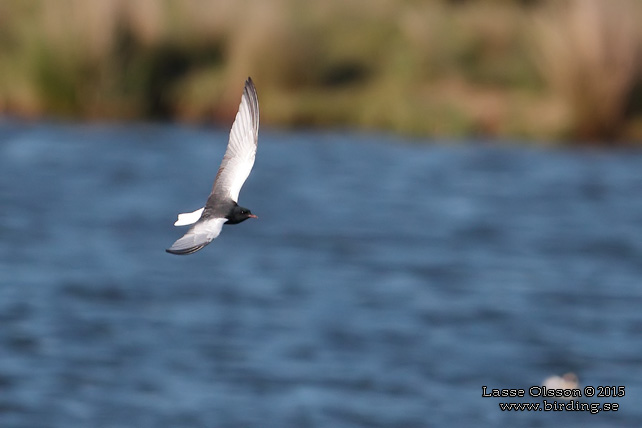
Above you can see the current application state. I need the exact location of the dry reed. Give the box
[0,0,641,143]
[533,0,640,141]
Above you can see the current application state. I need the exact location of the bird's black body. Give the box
[198,198,255,225]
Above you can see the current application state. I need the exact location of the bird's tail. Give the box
[174,207,204,226]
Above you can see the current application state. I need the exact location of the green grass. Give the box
[0,0,640,144]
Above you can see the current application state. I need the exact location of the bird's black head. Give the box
[226,204,258,224]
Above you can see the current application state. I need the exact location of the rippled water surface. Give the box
[1,121,642,427]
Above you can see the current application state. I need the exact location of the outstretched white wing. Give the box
[166,218,227,255]
[211,78,259,202]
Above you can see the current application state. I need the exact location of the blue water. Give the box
[1,120,641,427]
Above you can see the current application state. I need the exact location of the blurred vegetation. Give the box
[0,0,641,144]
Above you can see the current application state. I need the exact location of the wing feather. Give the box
[166,218,227,255]
[211,78,259,203]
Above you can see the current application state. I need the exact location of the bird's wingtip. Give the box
[166,244,206,255]
[245,76,256,91]
[245,77,255,90]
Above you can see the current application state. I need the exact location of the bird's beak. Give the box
[248,214,258,219]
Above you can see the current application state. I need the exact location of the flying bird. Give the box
[166,77,259,255]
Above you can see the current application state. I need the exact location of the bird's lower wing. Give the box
[166,218,227,255]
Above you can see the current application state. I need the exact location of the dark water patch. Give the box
[1,122,642,427]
